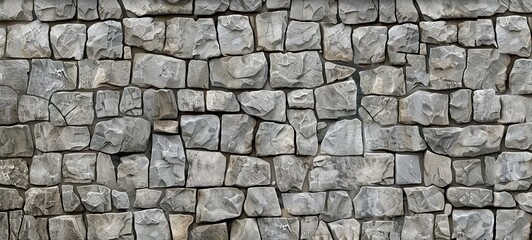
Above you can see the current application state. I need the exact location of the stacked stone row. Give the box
[1,0,532,239]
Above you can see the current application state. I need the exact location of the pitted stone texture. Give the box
[48,215,85,240]
[423,125,505,157]
[300,216,319,240]
[24,186,63,216]
[420,21,457,44]
[6,21,50,58]
[217,15,254,55]
[255,11,287,51]
[79,59,131,88]
[120,86,142,115]
[395,154,422,185]
[509,59,532,94]
[287,110,318,156]
[197,188,245,223]
[315,80,357,119]
[210,52,268,89]
[63,152,96,184]
[143,89,178,120]
[453,159,484,186]
[493,152,532,191]
[206,91,240,112]
[165,17,220,59]
[464,49,510,92]
[496,209,532,240]
[287,89,314,109]
[86,212,133,240]
[86,20,122,59]
[353,187,403,218]
[0,188,24,211]
[244,187,281,217]
[322,23,352,62]
[324,62,356,84]
[446,187,493,208]
[150,134,186,188]
[238,90,286,122]
[117,154,149,190]
[366,125,427,152]
[95,90,119,118]
[255,122,295,156]
[134,189,162,209]
[496,15,532,57]
[452,210,494,240]
[282,192,326,216]
[338,0,377,24]
[399,91,449,126]
[34,122,90,152]
[360,96,398,126]
[123,17,165,52]
[285,21,321,51]
[404,186,445,213]
[428,45,466,89]
[402,214,435,240]
[50,24,86,60]
[194,0,229,15]
[416,0,508,19]
[458,19,497,47]
[159,188,196,213]
[122,0,192,16]
[77,185,112,213]
[274,155,311,192]
[132,53,186,88]
[134,209,171,240]
[186,150,226,188]
[91,117,151,154]
[473,89,501,122]
[225,156,271,187]
[352,26,387,64]
[50,91,94,126]
[27,59,77,99]
[270,51,324,88]
[359,66,405,96]
[321,119,362,156]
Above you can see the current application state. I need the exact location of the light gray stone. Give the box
[499,95,527,124]
[86,212,133,240]
[256,11,287,51]
[360,66,405,96]
[244,187,281,217]
[453,159,484,186]
[18,215,48,240]
[465,49,510,92]
[494,192,516,208]
[225,156,271,187]
[509,0,532,12]
[18,95,48,122]
[231,218,261,240]
[177,89,204,112]
[91,117,151,154]
[424,151,452,187]
[165,17,220,59]
[493,152,532,191]
[9,210,22,240]
[0,213,6,240]
[300,216,319,240]
[180,115,219,150]
[98,0,122,19]
[452,210,494,239]
[50,91,94,126]
[6,21,50,58]
[273,155,311,192]
[86,20,123,59]
[0,0,32,20]
[220,114,256,154]
[266,0,290,9]
[434,214,451,239]
[290,0,327,21]
[34,122,90,152]
[238,90,286,122]
[473,89,501,122]
[62,153,95,184]
[0,188,24,211]
[62,185,83,212]
[117,154,149,190]
[194,0,229,15]
[396,0,418,23]
[196,188,245,223]
[416,0,507,19]
[78,0,98,20]
[159,188,196,213]
[320,191,353,222]
[496,15,532,57]
[50,24,86,60]
[191,223,228,240]
[77,185,111,213]
[0,60,29,93]
[324,62,356,84]
[399,91,449,125]
[328,219,360,240]
[449,89,472,124]
[353,187,404,218]
[366,125,427,152]
[217,15,253,55]
[257,218,300,240]
[379,0,396,23]
[428,45,466,89]
[285,21,321,51]
[321,119,362,156]
[132,53,186,88]
[506,123,532,150]
[187,60,209,89]
[134,209,171,240]
[79,59,131,88]
[509,59,532,94]
[496,209,532,240]
[255,122,295,156]
[48,215,85,240]
[111,190,130,210]
[395,154,422,185]
[134,189,162,209]
[27,59,77,99]
[360,96,397,126]
[405,54,430,92]
[404,186,445,213]
[143,89,178,120]
[0,86,17,125]
[361,220,400,239]
[315,80,358,119]
[352,26,387,64]
[120,86,142,115]
[446,187,493,208]
[34,0,75,21]
[423,125,505,157]
[169,214,193,240]
[149,134,186,188]
[401,214,435,240]
[206,91,240,112]
[230,0,262,12]
[94,153,115,188]
[95,90,119,118]
[24,186,63,216]
[210,52,268,89]
[153,120,179,134]
[270,51,324,88]
[420,21,457,44]
[388,23,419,55]
[458,19,497,47]
[123,17,165,52]
[287,110,318,156]
[186,150,226,188]
[122,0,192,16]
[30,153,61,186]
[287,89,314,109]
[338,0,377,24]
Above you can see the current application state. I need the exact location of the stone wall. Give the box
[0,0,531,239]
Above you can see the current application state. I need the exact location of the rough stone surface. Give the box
[132,53,186,88]
[509,59,532,94]
[420,21,457,44]
[270,51,323,88]
[353,187,404,218]
[34,122,90,152]
[321,119,363,156]
[399,91,449,125]
[165,17,220,59]
[210,52,268,89]
[404,186,445,213]
[359,66,405,96]
[244,187,281,217]
[428,45,466,89]
[197,188,245,223]
[496,15,532,57]
[186,150,226,188]
[86,20,123,59]
[452,210,494,239]
[6,21,51,58]
[255,122,295,156]
[225,156,271,187]
[27,59,77,99]
[315,80,357,119]
[458,19,497,47]
[352,26,387,64]
[217,15,254,55]
[134,209,171,240]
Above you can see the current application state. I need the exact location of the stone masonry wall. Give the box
[1,0,532,239]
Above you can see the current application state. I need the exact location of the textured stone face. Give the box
[366,125,427,152]
[6,21,51,58]
[225,156,271,187]
[217,15,254,55]
[255,122,295,156]
[509,59,532,94]
[359,66,405,96]
[186,150,226,188]
[399,91,449,125]
[353,187,404,218]
[91,117,151,154]
[270,51,323,88]
[496,15,532,57]
[210,52,268,89]
[428,45,466,89]
[27,59,77,99]
[134,209,171,240]
[132,53,186,88]
[196,188,245,223]
[352,26,387,64]
[244,187,281,217]
[238,90,286,122]
[123,17,165,52]
[86,20,123,59]
[150,134,186,188]
[452,210,494,239]
[165,17,220,59]
[50,24,86,60]
[458,19,497,47]
[315,80,357,119]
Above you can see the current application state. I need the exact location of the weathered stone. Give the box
[34,0,75,21]
[360,66,405,96]
[123,17,164,52]
[122,0,192,16]
[399,91,448,126]
[27,59,77,99]
[452,210,494,239]
[0,158,27,189]
[404,186,445,213]
[62,185,83,212]
[338,0,377,24]
[187,60,209,89]
[180,115,219,150]
[94,90,119,118]
[117,154,149,190]
[423,151,452,187]
[165,17,220,59]
[359,96,397,126]
[210,52,268,89]
[287,110,318,156]
[496,15,532,57]
[8,210,22,240]
[197,188,245,223]
[327,219,360,240]
[361,221,400,239]
[423,125,505,157]
[493,152,532,191]
[449,89,472,124]
[0,60,29,93]
[388,23,419,57]
[62,153,96,184]
[285,21,321,51]
[134,209,171,240]
[434,214,451,239]
[24,187,63,216]
[270,51,324,88]
[255,122,295,156]
[159,188,196,213]
[287,89,314,109]
[324,62,356,84]
[132,53,186,88]
[258,217,299,240]
[191,223,228,240]
[153,120,179,134]
[217,15,253,55]
[86,212,133,239]
[509,59,532,94]
[300,216,319,240]
[18,215,48,240]
[320,119,362,156]
[244,187,281,217]
[366,125,427,152]
[77,185,112,213]
[86,20,122,59]
[255,11,287,51]
[496,210,532,240]
[238,90,286,122]
[506,123,532,150]
[149,134,186,188]
[169,214,193,240]
[401,214,435,240]
[18,95,48,122]
[90,117,151,154]
[494,192,516,208]
[48,215,85,240]
[352,26,387,63]
[419,21,457,44]
[282,192,326,216]
[395,154,422,185]
[405,54,430,92]
[220,114,255,154]
[416,0,507,19]
[34,123,89,152]
[319,191,353,222]
[49,91,94,126]
[446,187,493,208]
[458,19,497,47]
[98,0,122,19]
[134,189,162,209]
[143,89,178,120]
[177,89,204,112]
[79,59,131,88]
[206,91,240,112]
[230,218,261,240]
[289,0,326,21]
[0,213,6,240]
[120,86,142,115]
[499,95,527,124]
[266,0,289,9]
[6,21,50,58]
[194,0,229,15]
[186,150,226,188]
[0,188,24,211]
[353,187,403,218]
[465,49,510,92]
[225,156,271,187]
[485,156,497,186]
[111,190,130,210]
[273,155,311,192]
[473,89,501,122]
[49,24,86,60]
[453,159,484,186]
[428,45,466,89]
[229,0,262,12]
[77,0,98,20]
[315,80,357,119]
[0,0,32,20]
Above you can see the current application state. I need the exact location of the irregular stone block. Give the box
[24,187,63,216]
[453,159,484,186]
[194,0,229,15]
[256,11,287,51]
[95,90,119,118]
[132,53,186,88]
[449,89,473,124]
[505,123,532,150]
[238,90,286,122]
[244,187,281,217]
[220,114,255,154]
[159,188,196,213]
[86,20,122,59]
[120,86,142,115]
[395,154,422,185]
[273,155,311,192]
[446,187,492,208]
[287,110,318,156]
[361,220,400,239]
[48,215,85,240]
[360,66,405,96]
[473,89,501,122]
[111,190,130,210]
[19,215,48,240]
[206,91,240,112]
[360,96,397,126]
[0,0,32,20]
[217,15,253,55]
[27,59,77,99]
[281,192,326,216]
[366,125,427,152]
[257,217,299,240]
[420,21,457,44]
[34,123,89,152]
[169,214,193,240]
[49,23,86,60]
[50,91,94,126]
[98,0,122,19]
[320,191,353,222]
[164,17,220,59]
[353,187,403,218]
[255,122,295,156]
[423,125,505,157]
[77,0,98,20]
[90,117,151,154]
[405,54,430,92]
[494,192,516,208]
[62,185,83,212]
[79,59,131,88]
[0,87,17,125]
[452,210,494,239]
[496,15,532,57]
[424,151,452,187]
[270,51,324,88]
[122,0,192,16]
[62,153,96,184]
[77,185,112,213]
[34,0,75,21]
[191,223,228,240]
[186,150,226,188]
[324,62,356,84]
[134,189,162,209]
[496,209,532,240]
[428,45,466,89]
[18,95,48,122]
[404,186,445,213]
[416,0,507,19]
[86,212,133,239]
[180,115,219,150]
[338,0,377,24]
[133,209,171,240]
[187,60,209,89]
[0,60,29,93]
[149,134,186,188]
[225,156,271,187]
[399,91,449,125]
[320,119,362,156]
[196,188,245,223]
[300,216,319,240]
[388,23,419,55]
[230,218,261,240]
[328,219,360,240]
[352,26,387,63]
[509,59,532,94]
[153,120,179,134]
[117,154,149,190]
[0,188,24,211]
[123,17,164,52]
[0,213,5,240]
[285,21,321,51]
[143,89,178,120]
[493,152,532,191]
[401,214,435,240]
[315,80,357,119]
[499,95,527,124]
[458,19,497,47]
[6,21,50,58]
[210,52,268,89]
[287,89,314,109]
